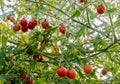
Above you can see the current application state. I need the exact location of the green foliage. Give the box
[71,10,80,18]
[0,0,120,84]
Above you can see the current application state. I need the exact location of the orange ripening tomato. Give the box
[84,64,93,74]
[13,24,21,31]
[67,69,77,79]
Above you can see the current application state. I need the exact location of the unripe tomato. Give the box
[13,24,21,31]
[57,67,67,77]
[38,35,44,42]
[60,25,66,34]
[97,5,106,14]
[21,73,28,79]
[101,68,107,75]
[67,69,77,79]
[84,64,93,74]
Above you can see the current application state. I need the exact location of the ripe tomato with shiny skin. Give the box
[31,18,38,26]
[101,68,107,75]
[97,5,106,14]
[57,67,67,77]
[20,18,28,27]
[28,21,35,30]
[60,25,66,34]
[67,69,77,79]
[21,73,28,79]
[21,25,28,32]
[41,20,50,29]
[84,64,93,74]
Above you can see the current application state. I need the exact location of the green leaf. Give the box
[90,13,97,20]
[94,35,101,43]
[8,30,15,36]
[35,78,46,84]
[87,8,97,20]
[2,35,8,48]
[71,10,80,18]
[107,8,117,13]
[66,6,71,11]
[77,27,86,37]
[100,39,108,47]
[30,62,36,70]
[110,44,119,51]
[0,52,5,65]
[114,19,120,27]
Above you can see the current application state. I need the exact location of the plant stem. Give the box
[102,0,117,42]
[86,0,91,28]
[84,39,118,59]
[8,39,19,45]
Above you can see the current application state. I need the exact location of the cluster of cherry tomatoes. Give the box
[7,16,67,34]
[7,16,38,32]
[57,65,107,80]
[15,18,38,32]
[57,67,77,79]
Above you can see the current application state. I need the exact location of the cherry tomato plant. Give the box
[0,0,120,84]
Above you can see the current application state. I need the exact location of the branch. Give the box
[86,0,91,27]
[82,40,118,59]
[21,60,53,63]
[5,39,37,75]
[43,1,102,33]
[25,0,102,34]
